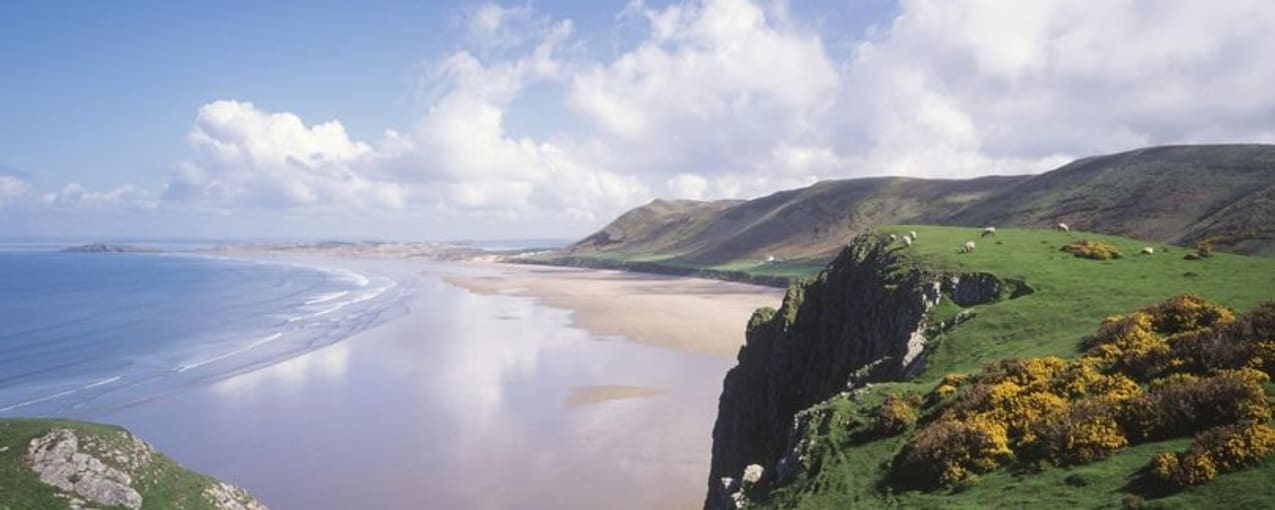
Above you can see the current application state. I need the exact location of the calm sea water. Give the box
[0,250,405,417]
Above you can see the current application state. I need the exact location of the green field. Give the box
[735,225,1275,509]
[0,418,255,510]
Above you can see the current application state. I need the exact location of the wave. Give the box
[83,375,122,389]
[286,280,396,323]
[175,332,284,373]
[0,388,78,412]
[304,291,349,305]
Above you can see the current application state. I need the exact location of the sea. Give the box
[0,246,406,417]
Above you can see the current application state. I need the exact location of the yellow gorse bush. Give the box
[1061,239,1123,260]
[893,295,1275,490]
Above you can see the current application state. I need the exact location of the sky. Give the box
[1,0,1273,241]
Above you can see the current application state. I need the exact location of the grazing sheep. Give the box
[981,226,997,238]
[889,234,897,242]
[902,236,913,247]
[962,241,976,253]
[1056,223,1070,232]
[1141,247,1155,255]
[908,230,918,240]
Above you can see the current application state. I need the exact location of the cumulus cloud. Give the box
[163,100,406,209]
[833,0,1275,176]
[380,14,651,222]
[570,0,840,191]
[11,0,1275,236]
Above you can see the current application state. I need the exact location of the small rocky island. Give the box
[60,243,156,253]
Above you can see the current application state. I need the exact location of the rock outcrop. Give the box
[27,429,144,509]
[21,426,268,510]
[704,234,1010,508]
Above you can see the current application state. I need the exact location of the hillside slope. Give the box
[566,144,1275,266]
[1,418,266,510]
[705,226,1275,509]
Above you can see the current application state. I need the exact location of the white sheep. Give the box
[962,240,976,253]
[902,236,913,247]
[1055,223,1070,232]
[889,234,897,242]
[981,226,997,238]
[1141,247,1155,255]
[908,230,918,240]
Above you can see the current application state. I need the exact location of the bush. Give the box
[1191,421,1275,472]
[1033,399,1128,465]
[1149,450,1216,487]
[894,418,1012,487]
[1137,373,1270,440]
[1083,312,1162,365]
[1062,240,1123,260]
[1121,493,1145,510]
[1145,294,1234,334]
[876,394,918,434]
[1147,422,1275,488]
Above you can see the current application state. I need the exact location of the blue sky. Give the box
[1,1,1271,241]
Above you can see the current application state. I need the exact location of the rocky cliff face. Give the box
[704,234,1009,508]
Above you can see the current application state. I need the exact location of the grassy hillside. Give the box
[746,225,1275,509]
[1,418,263,510]
[950,144,1275,255]
[564,144,1275,270]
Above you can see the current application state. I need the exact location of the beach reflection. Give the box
[96,261,730,509]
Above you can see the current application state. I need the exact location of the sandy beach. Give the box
[88,256,785,509]
[443,263,786,358]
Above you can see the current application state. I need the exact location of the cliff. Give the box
[705,233,1014,508]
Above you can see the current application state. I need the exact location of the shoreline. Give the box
[89,255,749,509]
[441,261,786,359]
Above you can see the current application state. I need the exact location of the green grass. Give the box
[525,249,828,285]
[743,225,1275,509]
[1,418,237,510]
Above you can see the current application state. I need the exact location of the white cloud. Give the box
[835,0,1275,176]
[570,0,840,181]
[39,183,157,209]
[666,173,708,200]
[11,0,1275,237]
[0,175,28,206]
[163,100,406,209]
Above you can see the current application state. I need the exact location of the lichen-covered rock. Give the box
[204,480,269,510]
[26,428,143,510]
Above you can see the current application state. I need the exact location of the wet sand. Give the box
[443,263,785,358]
[90,258,783,509]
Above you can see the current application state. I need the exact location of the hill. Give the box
[562,144,1275,273]
[705,226,1275,509]
[1,418,266,510]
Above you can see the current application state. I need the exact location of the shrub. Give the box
[1149,450,1217,487]
[1061,240,1123,260]
[1138,373,1270,440]
[1147,422,1275,489]
[1083,312,1162,365]
[1033,399,1128,465]
[876,394,918,434]
[1145,294,1234,334]
[932,384,958,400]
[1121,493,1145,510]
[1191,421,1275,472]
[894,418,1012,487]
